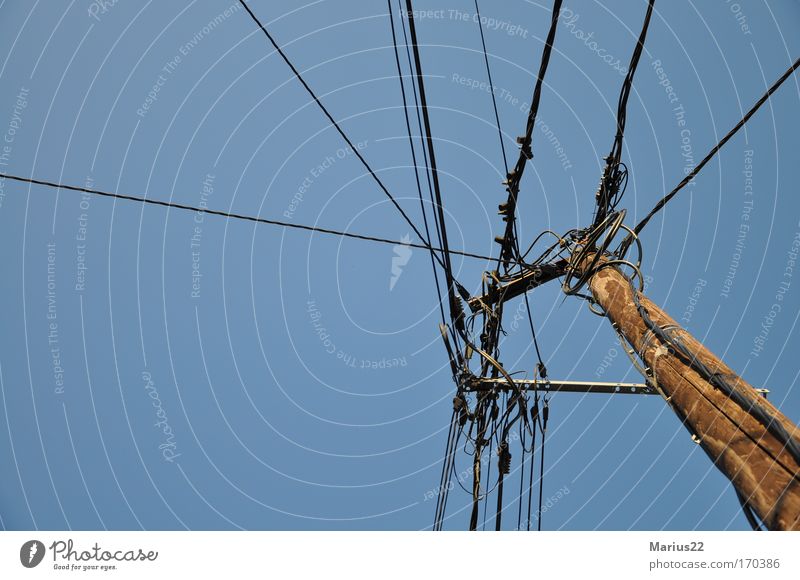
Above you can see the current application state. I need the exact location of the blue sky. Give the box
[0,0,799,530]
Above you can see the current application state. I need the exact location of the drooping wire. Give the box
[623,55,800,250]
[0,172,499,261]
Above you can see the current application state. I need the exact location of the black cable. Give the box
[398,0,447,276]
[439,425,462,531]
[516,220,546,368]
[495,0,563,269]
[469,408,491,530]
[236,0,437,265]
[481,412,496,530]
[517,424,527,530]
[494,400,524,530]
[627,56,800,245]
[472,2,548,371]
[387,0,448,328]
[594,0,655,226]
[433,410,454,530]
[469,0,563,437]
[536,398,550,531]
[494,440,508,531]
[0,172,500,261]
[526,395,539,531]
[474,0,509,175]
[403,0,464,337]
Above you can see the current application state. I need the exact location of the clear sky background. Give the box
[0,0,799,531]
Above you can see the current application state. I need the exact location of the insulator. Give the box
[494,236,506,245]
[498,443,512,474]
[537,362,548,379]
[450,299,466,336]
[455,282,471,301]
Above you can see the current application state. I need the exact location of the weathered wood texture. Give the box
[586,260,800,530]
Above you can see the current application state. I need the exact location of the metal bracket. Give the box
[464,377,771,398]
[465,378,659,395]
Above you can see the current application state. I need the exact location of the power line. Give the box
[494,0,563,268]
[236,0,439,266]
[450,0,564,530]
[403,0,465,337]
[628,55,800,244]
[474,0,509,175]
[387,0,448,327]
[474,1,547,368]
[536,399,549,531]
[594,0,654,226]
[397,0,447,274]
[0,172,499,261]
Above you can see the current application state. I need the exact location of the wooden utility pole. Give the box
[581,257,800,530]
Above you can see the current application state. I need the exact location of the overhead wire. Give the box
[474,0,549,372]
[517,422,527,530]
[236,0,450,271]
[387,0,448,328]
[593,0,655,226]
[445,0,565,530]
[433,409,460,530]
[397,0,448,278]
[536,397,550,531]
[0,172,499,261]
[526,394,540,530]
[473,0,510,176]
[624,55,800,250]
[8,0,797,534]
[495,0,564,269]
[403,0,467,342]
